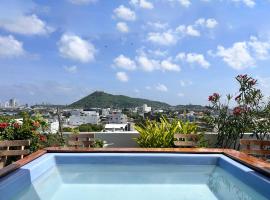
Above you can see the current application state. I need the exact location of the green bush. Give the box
[62,127,73,132]
[39,133,65,148]
[78,124,104,132]
[134,117,202,148]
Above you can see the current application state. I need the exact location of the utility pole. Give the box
[57,107,63,137]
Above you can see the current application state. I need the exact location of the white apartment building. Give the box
[69,110,100,126]
[49,121,59,134]
[104,124,127,132]
[142,104,151,113]
[102,108,110,116]
[108,112,127,124]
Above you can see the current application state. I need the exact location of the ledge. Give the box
[1,148,269,178]
[0,150,46,178]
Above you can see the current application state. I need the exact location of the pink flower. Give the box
[233,106,248,116]
[233,107,242,116]
[32,121,40,128]
[0,122,8,129]
[208,93,220,102]
[39,135,47,142]
[13,123,20,129]
[248,79,257,86]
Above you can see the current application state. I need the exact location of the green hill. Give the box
[69,91,171,109]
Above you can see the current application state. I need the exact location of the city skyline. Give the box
[1,0,270,106]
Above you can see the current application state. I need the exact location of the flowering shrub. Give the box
[0,112,54,152]
[208,93,220,102]
[207,74,270,149]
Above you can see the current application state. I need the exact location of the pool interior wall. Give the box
[0,153,270,200]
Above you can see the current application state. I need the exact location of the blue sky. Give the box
[1,0,270,106]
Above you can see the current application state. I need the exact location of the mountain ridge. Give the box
[69,91,171,109]
[69,91,207,110]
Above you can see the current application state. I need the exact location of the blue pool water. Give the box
[0,153,270,200]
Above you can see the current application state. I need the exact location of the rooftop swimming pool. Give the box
[0,153,270,200]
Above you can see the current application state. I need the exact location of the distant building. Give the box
[48,121,59,134]
[69,110,100,126]
[142,104,151,113]
[104,124,127,132]
[154,109,163,113]
[179,111,196,122]
[9,98,17,108]
[101,108,110,116]
[108,112,127,124]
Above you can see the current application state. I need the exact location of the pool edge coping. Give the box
[1,148,270,178]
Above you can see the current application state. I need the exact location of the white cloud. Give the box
[232,0,255,8]
[160,59,181,71]
[147,30,178,46]
[148,49,168,57]
[211,36,270,70]
[69,0,98,5]
[186,25,200,36]
[116,22,129,33]
[176,25,200,37]
[145,86,152,90]
[195,18,218,29]
[180,80,193,87]
[0,14,53,35]
[116,72,129,82]
[114,50,181,73]
[148,18,218,46]
[136,55,159,72]
[58,33,96,63]
[256,76,270,96]
[177,92,185,97]
[134,88,140,93]
[215,42,255,70]
[114,54,136,70]
[206,18,218,29]
[64,65,78,73]
[0,35,24,58]
[155,83,168,92]
[136,47,168,57]
[248,36,270,60]
[114,5,136,21]
[174,0,191,7]
[176,18,218,37]
[147,22,168,30]
[130,0,154,9]
[176,52,210,68]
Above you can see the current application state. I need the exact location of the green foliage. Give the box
[62,124,104,133]
[134,117,200,148]
[177,120,198,134]
[93,139,105,148]
[78,124,104,132]
[62,127,73,132]
[39,133,65,148]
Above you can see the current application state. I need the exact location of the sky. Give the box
[1,0,270,106]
